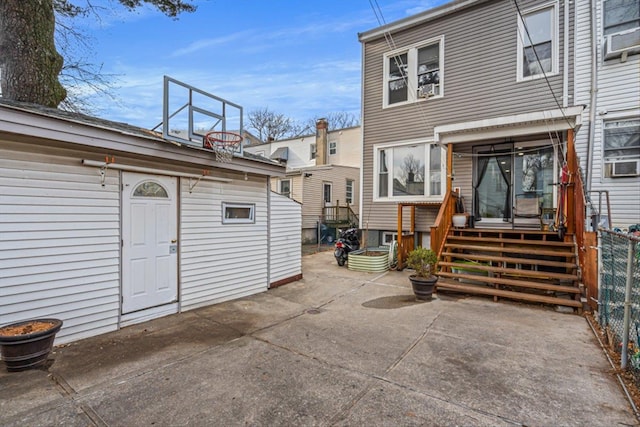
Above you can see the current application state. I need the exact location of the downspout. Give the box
[358,41,365,231]
[563,0,569,108]
[586,0,598,195]
[266,177,271,288]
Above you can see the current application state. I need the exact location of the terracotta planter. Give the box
[409,275,438,301]
[0,319,63,372]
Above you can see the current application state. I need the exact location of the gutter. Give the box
[358,0,489,42]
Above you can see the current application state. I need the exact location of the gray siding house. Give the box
[358,0,583,248]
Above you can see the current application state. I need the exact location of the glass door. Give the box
[473,142,557,229]
[473,145,512,225]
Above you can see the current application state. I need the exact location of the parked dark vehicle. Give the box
[334,228,360,266]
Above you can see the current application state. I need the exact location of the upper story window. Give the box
[329,141,337,155]
[383,36,444,107]
[603,118,640,178]
[603,0,640,60]
[310,143,317,160]
[517,3,558,81]
[374,141,444,201]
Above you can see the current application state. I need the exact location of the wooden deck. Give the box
[436,228,584,312]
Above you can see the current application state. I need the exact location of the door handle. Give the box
[171,239,177,243]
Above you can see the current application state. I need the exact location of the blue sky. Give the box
[71,0,447,131]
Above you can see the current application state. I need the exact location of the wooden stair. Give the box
[436,228,583,312]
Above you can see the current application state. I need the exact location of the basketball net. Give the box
[203,131,242,163]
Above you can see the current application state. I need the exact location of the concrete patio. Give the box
[1,250,636,426]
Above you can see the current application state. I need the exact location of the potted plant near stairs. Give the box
[406,247,438,301]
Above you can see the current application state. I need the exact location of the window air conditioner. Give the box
[610,159,640,177]
[605,27,640,60]
[417,84,435,98]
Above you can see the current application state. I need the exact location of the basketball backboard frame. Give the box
[153,76,244,156]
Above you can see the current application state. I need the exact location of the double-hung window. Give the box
[517,3,558,81]
[603,118,640,178]
[329,141,337,155]
[346,179,354,204]
[603,0,640,59]
[374,141,444,201]
[383,36,444,107]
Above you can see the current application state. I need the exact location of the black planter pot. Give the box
[0,319,63,372]
[409,275,438,301]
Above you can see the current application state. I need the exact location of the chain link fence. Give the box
[597,229,640,386]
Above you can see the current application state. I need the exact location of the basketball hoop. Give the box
[203,131,243,163]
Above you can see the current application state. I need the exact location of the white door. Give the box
[122,172,178,314]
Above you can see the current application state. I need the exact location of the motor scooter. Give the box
[334,228,360,266]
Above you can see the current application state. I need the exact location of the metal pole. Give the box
[317,216,321,252]
[621,239,636,369]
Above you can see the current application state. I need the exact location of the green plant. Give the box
[406,247,438,278]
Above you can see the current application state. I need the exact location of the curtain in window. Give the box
[495,154,512,220]
[473,155,490,220]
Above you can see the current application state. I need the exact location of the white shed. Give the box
[0,99,302,344]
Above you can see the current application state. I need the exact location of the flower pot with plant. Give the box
[406,247,438,301]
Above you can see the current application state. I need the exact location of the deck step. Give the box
[435,278,582,308]
[440,252,577,269]
[444,243,576,258]
[437,271,581,294]
[437,261,578,281]
[446,235,575,248]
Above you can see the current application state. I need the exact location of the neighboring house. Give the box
[0,98,302,345]
[358,0,584,248]
[575,0,640,229]
[245,120,361,243]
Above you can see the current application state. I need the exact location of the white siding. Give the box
[180,178,269,309]
[574,0,640,228]
[269,192,302,284]
[0,143,120,344]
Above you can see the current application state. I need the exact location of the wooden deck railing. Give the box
[430,190,458,259]
[323,202,358,226]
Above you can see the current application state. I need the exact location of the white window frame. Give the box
[602,117,640,178]
[323,182,333,204]
[329,141,337,155]
[222,202,255,224]
[346,179,354,204]
[279,179,291,198]
[602,0,640,60]
[516,1,559,82]
[373,139,446,203]
[310,143,317,160]
[382,35,445,108]
[381,231,398,246]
